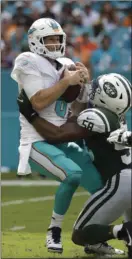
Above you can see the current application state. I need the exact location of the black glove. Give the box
[127,133,132,147]
[17,89,38,123]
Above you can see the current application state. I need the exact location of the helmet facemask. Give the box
[29,32,66,60]
[39,35,66,59]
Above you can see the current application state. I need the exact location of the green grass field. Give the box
[2,180,127,258]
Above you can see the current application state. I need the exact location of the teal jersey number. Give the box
[55,100,67,118]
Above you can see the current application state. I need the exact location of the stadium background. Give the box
[1,0,131,170]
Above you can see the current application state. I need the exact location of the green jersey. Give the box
[81,107,132,183]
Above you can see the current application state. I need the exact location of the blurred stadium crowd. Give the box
[1,0,131,75]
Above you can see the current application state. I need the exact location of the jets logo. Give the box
[103,82,117,98]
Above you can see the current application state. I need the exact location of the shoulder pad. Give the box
[77,108,115,133]
[11,52,40,82]
[15,52,38,66]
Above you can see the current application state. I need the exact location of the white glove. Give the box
[107,129,132,146]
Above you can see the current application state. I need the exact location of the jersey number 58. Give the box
[82,119,94,131]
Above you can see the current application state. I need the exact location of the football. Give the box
[60,69,81,103]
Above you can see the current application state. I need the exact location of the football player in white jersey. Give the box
[11,18,103,253]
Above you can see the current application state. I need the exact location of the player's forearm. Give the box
[31,78,70,110]
[32,117,60,140]
[32,117,88,144]
[56,122,88,144]
[71,100,87,116]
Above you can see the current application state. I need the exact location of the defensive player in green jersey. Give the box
[17,73,132,256]
[72,73,132,257]
[77,106,131,185]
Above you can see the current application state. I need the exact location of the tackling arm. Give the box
[17,89,89,144]
[32,117,88,144]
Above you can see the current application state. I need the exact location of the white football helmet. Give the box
[28,18,66,59]
[89,73,132,115]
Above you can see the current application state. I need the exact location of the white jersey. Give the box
[11,52,73,145]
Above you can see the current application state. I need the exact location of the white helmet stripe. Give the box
[114,75,131,114]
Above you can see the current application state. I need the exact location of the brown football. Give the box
[60,69,81,103]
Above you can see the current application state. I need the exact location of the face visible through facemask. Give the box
[44,35,61,52]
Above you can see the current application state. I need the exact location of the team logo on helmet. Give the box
[49,20,60,32]
[28,27,36,35]
[103,82,117,98]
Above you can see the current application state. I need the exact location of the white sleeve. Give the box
[11,52,40,83]
[11,52,48,99]
[18,73,44,99]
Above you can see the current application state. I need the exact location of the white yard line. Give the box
[1,180,60,186]
[10,226,26,231]
[2,191,88,207]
